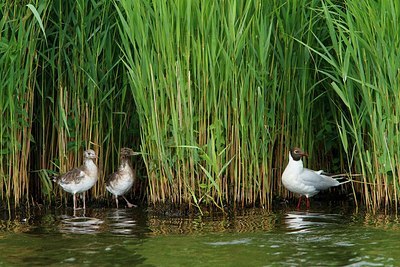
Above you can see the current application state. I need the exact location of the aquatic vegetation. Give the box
[308,0,400,209]
[0,0,138,208]
[0,0,399,211]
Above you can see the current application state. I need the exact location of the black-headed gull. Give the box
[282,147,348,209]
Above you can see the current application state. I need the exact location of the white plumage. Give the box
[282,147,346,209]
[107,168,134,197]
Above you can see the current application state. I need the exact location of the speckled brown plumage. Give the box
[106,148,139,208]
[53,149,98,210]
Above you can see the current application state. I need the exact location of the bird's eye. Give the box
[294,150,299,154]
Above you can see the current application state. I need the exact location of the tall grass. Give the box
[1,0,399,211]
[1,0,139,208]
[116,0,333,210]
[310,0,400,209]
[33,0,139,205]
[0,1,48,208]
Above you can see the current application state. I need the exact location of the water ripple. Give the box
[206,238,252,246]
[59,216,104,234]
[106,209,137,235]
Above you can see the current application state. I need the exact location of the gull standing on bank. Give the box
[106,147,139,208]
[282,147,348,209]
[53,149,98,210]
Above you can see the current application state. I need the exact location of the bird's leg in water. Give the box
[296,196,302,209]
[123,196,137,208]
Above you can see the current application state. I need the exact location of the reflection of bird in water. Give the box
[53,149,98,210]
[107,209,136,235]
[284,212,341,235]
[106,148,139,208]
[59,215,104,234]
[285,212,317,233]
[282,147,349,209]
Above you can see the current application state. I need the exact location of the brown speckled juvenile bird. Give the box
[106,148,139,208]
[53,149,98,210]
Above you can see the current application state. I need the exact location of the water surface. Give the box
[1,205,399,266]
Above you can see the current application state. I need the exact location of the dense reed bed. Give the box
[1,0,139,208]
[315,1,400,209]
[0,0,399,211]
[116,0,341,210]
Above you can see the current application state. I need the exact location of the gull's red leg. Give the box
[306,197,310,209]
[296,196,302,209]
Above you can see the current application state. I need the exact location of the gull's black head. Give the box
[290,147,308,161]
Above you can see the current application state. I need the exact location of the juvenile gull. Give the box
[53,149,98,210]
[106,147,139,208]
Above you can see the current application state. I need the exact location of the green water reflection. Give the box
[0,206,399,266]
